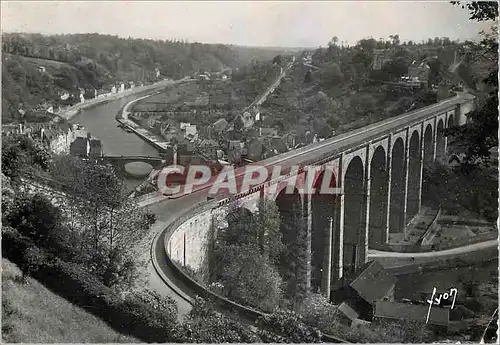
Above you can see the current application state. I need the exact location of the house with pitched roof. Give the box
[6,121,79,154]
[333,261,397,324]
[70,133,103,157]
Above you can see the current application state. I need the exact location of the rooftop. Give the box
[349,260,396,305]
[374,300,449,327]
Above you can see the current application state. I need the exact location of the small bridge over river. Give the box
[100,155,168,177]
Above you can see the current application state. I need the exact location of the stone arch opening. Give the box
[369,146,388,249]
[423,124,434,165]
[389,137,405,235]
[311,169,337,292]
[436,119,445,158]
[448,114,454,128]
[343,156,364,278]
[422,124,434,203]
[276,188,305,295]
[406,130,421,222]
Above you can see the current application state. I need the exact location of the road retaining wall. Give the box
[161,197,347,342]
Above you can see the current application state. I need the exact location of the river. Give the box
[70,94,160,192]
[71,95,160,157]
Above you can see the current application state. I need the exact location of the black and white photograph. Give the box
[1,1,498,343]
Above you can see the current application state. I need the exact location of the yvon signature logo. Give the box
[426,287,458,323]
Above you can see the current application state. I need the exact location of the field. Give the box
[132,82,200,112]
[1,259,139,343]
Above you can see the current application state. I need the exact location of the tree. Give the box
[422,162,497,222]
[1,174,16,223]
[20,245,47,284]
[381,55,410,80]
[427,58,443,87]
[216,244,283,312]
[1,135,52,180]
[211,201,284,311]
[221,206,257,246]
[328,36,339,47]
[357,38,377,51]
[7,193,64,247]
[304,70,312,83]
[49,156,154,288]
[317,61,344,89]
[279,199,309,307]
[389,34,400,46]
[451,1,498,21]
[446,1,498,165]
[234,115,244,132]
[254,199,284,264]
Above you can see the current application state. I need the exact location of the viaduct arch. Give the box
[165,95,475,301]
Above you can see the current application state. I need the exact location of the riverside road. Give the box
[74,85,198,319]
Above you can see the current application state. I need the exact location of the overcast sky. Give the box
[1,1,494,47]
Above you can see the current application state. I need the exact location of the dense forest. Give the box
[1,33,296,123]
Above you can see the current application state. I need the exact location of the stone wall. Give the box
[166,191,262,273]
[167,204,231,273]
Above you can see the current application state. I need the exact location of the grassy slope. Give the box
[1,259,139,343]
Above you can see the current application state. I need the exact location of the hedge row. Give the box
[2,228,181,343]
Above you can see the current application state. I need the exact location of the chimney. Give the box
[86,132,91,157]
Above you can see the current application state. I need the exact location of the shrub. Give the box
[256,308,322,343]
[175,296,260,343]
[7,193,64,245]
[216,244,283,312]
[298,293,347,337]
[2,230,180,342]
[20,245,49,282]
[130,289,178,322]
[347,318,433,343]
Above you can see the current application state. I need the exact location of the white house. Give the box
[184,124,197,139]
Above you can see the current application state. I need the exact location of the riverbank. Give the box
[56,78,189,122]
[115,94,172,152]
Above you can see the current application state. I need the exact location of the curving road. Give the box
[72,82,200,320]
[73,75,491,326]
[368,239,498,272]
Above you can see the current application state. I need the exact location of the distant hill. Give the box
[1,33,298,123]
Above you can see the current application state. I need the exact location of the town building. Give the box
[372,49,392,70]
[408,62,431,83]
[70,133,103,157]
[241,111,254,128]
[333,261,396,324]
[212,118,228,133]
[3,121,86,155]
[259,127,279,137]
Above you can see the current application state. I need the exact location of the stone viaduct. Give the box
[166,94,475,299]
